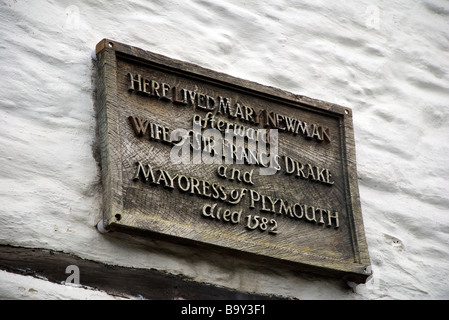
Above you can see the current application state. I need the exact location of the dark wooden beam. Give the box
[0,244,284,300]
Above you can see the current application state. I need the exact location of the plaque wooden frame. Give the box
[95,39,371,283]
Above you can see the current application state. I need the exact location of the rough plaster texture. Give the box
[0,0,448,299]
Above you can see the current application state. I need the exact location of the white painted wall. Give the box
[1,0,448,299]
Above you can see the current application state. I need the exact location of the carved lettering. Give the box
[127,73,331,143]
[202,203,241,224]
[132,162,340,230]
[127,73,141,92]
[96,38,370,282]
[126,73,341,235]
[128,116,149,137]
[283,155,335,186]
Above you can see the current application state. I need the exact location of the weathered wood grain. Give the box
[0,245,282,299]
[95,38,371,284]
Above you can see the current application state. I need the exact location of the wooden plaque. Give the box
[95,39,371,283]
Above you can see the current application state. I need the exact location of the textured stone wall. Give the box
[1,0,448,299]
